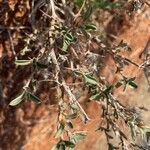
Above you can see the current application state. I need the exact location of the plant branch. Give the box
[50,49,90,122]
[7,30,17,60]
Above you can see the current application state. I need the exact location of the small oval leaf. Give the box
[128,81,138,89]
[83,74,97,85]
[15,60,33,66]
[89,93,102,101]
[84,24,96,31]
[9,93,25,106]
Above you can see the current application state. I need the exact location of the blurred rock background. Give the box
[0,1,150,150]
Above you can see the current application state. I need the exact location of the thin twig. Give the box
[38,79,62,85]
[50,0,57,19]
[145,1,150,7]
[144,71,150,89]
[29,0,46,26]
[50,48,90,122]
[40,9,52,19]
[74,0,87,20]
[0,26,30,30]
[7,30,17,60]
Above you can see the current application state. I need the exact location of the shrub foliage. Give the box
[3,0,150,149]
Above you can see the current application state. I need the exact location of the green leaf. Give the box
[83,24,96,31]
[62,40,70,52]
[26,92,41,104]
[89,93,102,101]
[33,59,48,70]
[146,130,150,142]
[96,0,109,9]
[65,33,75,42]
[36,62,48,69]
[83,6,93,20]
[103,86,113,94]
[66,113,78,120]
[62,32,76,52]
[51,144,59,150]
[30,79,37,91]
[139,127,150,142]
[83,74,98,85]
[64,141,75,148]
[128,81,138,89]
[66,121,73,129]
[55,123,65,138]
[128,121,136,140]
[51,143,65,150]
[70,133,86,143]
[95,0,122,10]
[52,140,75,150]
[139,128,146,139]
[15,59,33,66]
[74,0,84,7]
[9,92,25,106]
[108,143,119,150]
[73,70,82,76]
[58,144,65,150]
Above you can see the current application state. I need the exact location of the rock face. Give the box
[0,1,150,150]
